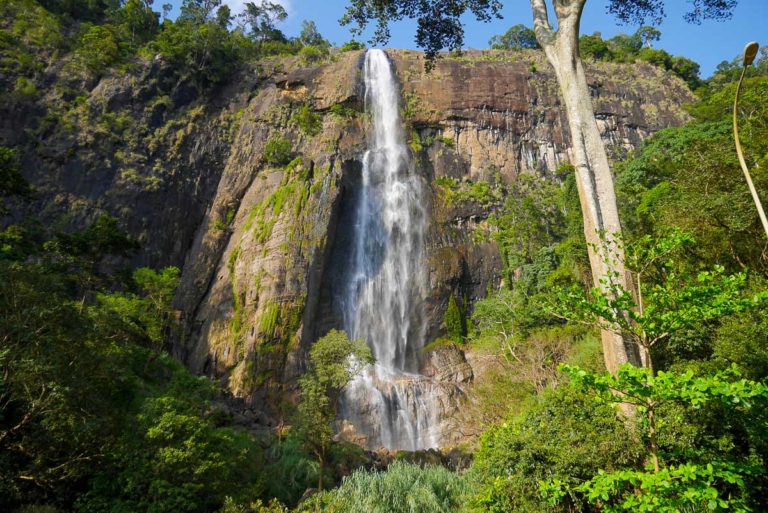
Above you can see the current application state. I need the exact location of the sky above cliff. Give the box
[168,0,768,77]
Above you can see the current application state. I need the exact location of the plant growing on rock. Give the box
[262,136,293,166]
[290,104,321,136]
[298,45,327,66]
[443,295,467,344]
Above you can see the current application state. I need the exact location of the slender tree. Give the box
[299,19,330,47]
[294,330,372,490]
[240,0,288,44]
[636,25,661,47]
[341,0,738,374]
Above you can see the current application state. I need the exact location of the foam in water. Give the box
[338,49,440,450]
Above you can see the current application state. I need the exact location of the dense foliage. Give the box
[468,383,642,513]
[2,0,768,511]
[301,460,468,513]
[577,26,703,88]
[0,213,268,512]
[464,41,768,513]
[0,0,333,95]
[293,330,372,490]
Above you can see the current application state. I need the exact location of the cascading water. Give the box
[338,49,443,451]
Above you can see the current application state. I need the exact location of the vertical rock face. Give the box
[173,49,693,443]
[6,48,694,444]
[173,51,368,417]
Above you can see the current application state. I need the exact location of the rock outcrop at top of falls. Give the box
[2,48,694,446]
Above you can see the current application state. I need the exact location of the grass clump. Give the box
[300,460,467,513]
[436,177,501,207]
[263,137,293,166]
[290,104,321,136]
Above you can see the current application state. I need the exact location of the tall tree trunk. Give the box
[531,0,643,373]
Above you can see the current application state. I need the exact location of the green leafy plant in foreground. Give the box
[557,230,767,371]
[300,460,467,513]
[541,364,768,512]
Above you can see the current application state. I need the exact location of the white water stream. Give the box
[338,49,442,450]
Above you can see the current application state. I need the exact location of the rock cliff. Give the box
[3,48,694,441]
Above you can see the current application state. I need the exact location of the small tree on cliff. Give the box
[489,23,540,49]
[294,329,373,490]
[341,0,739,375]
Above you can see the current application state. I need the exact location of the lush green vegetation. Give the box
[486,23,705,88]
[263,136,294,166]
[293,330,372,490]
[301,460,468,513]
[488,24,539,50]
[2,1,768,511]
[577,26,704,89]
[0,0,333,94]
[443,295,467,344]
[461,47,768,513]
[0,209,267,511]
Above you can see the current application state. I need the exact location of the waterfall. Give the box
[338,49,440,451]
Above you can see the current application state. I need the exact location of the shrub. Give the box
[13,76,37,99]
[467,383,641,513]
[262,137,293,166]
[329,103,357,118]
[76,24,119,73]
[443,295,466,343]
[340,40,365,52]
[290,104,321,136]
[300,460,468,513]
[298,45,326,65]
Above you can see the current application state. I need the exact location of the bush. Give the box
[0,147,30,201]
[467,383,641,513]
[218,497,288,513]
[76,391,264,513]
[290,104,321,136]
[340,40,365,52]
[298,45,326,65]
[13,76,37,99]
[443,295,466,343]
[262,137,293,166]
[151,18,243,86]
[329,103,358,118]
[263,437,319,506]
[76,24,119,72]
[300,460,467,513]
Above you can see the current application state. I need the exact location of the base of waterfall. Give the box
[336,343,473,451]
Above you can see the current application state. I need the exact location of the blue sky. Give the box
[168,0,768,77]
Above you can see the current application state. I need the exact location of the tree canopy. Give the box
[342,0,739,59]
[488,23,539,50]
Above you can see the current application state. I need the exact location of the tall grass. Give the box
[299,460,467,513]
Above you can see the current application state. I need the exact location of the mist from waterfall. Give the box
[338,49,440,451]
